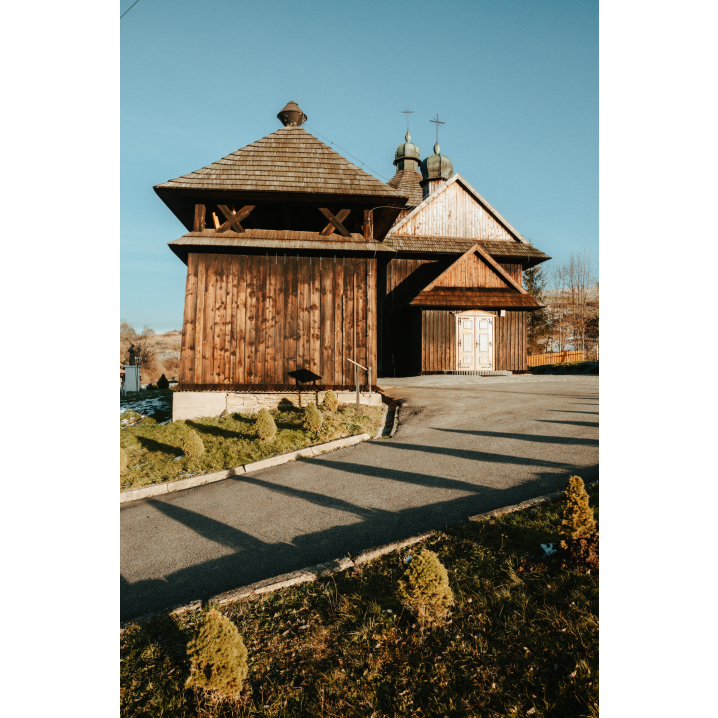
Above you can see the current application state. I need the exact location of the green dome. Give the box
[395,131,421,165]
[420,142,453,181]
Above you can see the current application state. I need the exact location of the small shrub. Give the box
[397,548,454,626]
[559,475,596,547]
[157,374,169,390]
[120,447,128,474]
[323,389,339,412]
[183,429,205,461]
[186,609,248,698]
[565,531,599,572]
[303,402,323,433]
[146,383,157,391]
[255,408,277,441]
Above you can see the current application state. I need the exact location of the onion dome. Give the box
[420,142,453,181]
[277,100,307,127]
[394,131,421,166]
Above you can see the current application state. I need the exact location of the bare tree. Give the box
[545,249,598,357]
[120,323,157,370]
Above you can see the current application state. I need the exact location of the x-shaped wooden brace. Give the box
[318,208,352,237]
[216,205,255,233]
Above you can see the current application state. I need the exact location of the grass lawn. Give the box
[120,393,383,491]
[120,485,598,717]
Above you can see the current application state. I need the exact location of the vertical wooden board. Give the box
[180,253,198,384]
[257,255,268,383]
[356,261,367,379]
[333,259,344,384]
[221,255,231,382]
[320,257,333,383]
[265,256,277,383]
[274,254,285,383]
[297,257,309,373]
[245,254,257,381]
[235,255,247,384]
[227,256,238,383]
[450,312,456,370]
[213,256,226,383]
[344,264,354,385]
[370,259,377,384]
[202,255,217,384]
[194,255,207,383]
[309,257,321,376]
[284,255,298,382]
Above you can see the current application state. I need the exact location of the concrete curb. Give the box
[389,405,400,437]
[120,433,371,504]
[372,403,389,440]
[121,481,599,628]
[467,479,599,522]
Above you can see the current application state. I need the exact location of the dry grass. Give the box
[120,403,383,491]
[121,485,599,717]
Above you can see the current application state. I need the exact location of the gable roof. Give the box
[386,173,529,244]
[399,243,543,311]
[154,125,407,200]
[383,235,550,266]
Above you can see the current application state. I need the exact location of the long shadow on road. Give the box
[121,456,598,623]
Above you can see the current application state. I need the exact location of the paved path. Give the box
[121,375,598,622]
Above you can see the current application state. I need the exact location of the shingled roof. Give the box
[387,168,423,206]
[383,235,550,266]
[154,126,407,199]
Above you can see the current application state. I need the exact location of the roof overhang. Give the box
[167,230,394,265]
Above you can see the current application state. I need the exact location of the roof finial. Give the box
[402,106,414,142]
[430,113,445,154]
[277,100,307,127]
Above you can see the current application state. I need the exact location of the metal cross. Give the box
[402,106,414,131]
[430,113,445,144]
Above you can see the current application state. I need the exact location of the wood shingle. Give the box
[155,126,407,199]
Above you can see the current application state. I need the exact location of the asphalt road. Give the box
[121,375,598,622]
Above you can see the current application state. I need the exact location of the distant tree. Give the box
[523,261,552,355]
[120,322,157,370]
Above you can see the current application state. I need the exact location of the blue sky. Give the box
[121,0,598,332]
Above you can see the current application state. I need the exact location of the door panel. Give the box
[457,313,494,370]
[458,317,475,369]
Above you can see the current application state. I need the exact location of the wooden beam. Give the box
[318,208,352,238]
[320,208,350,236]
[217,205,255,233]
[471,243,528,294]
[193,204,206,232]
[363,209,373,239]
[211,212,220,230]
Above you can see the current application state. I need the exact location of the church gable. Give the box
[433,249,512,289]
[424,243,527,293]
[387,174,526,243]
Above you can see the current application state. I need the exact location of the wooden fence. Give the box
[527,350,585,367]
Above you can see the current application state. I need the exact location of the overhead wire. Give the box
[120,0,141,19]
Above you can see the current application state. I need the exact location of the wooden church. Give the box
[154,101,549,419]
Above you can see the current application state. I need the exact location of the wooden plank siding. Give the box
[179,252,375,385]
[416,309,527,373]
[396,180,516,240]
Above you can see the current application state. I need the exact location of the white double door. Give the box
[456,312,494,370]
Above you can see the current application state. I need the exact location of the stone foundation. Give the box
[172,390,382,422]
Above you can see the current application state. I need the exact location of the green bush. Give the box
[323,389,339,412]
[255,408,277,441]
[121,447,128,474]
[303,402,323,433]
[186,609,248,697]
[559,475,596,547]
[183,429,205,461]
[157,374,169,390]
[397,548,454,626]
